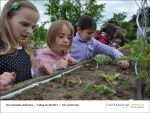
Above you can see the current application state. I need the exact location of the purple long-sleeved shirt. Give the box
[71,32,123,63]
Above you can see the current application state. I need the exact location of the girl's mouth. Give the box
[21,35,30,39]
[61,45,68,49]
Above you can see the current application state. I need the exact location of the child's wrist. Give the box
[52,64,58,71]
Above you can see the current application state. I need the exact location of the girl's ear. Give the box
[77,27,81,32]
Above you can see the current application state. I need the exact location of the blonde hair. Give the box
[0,0,39,62]
[47,20,74,53]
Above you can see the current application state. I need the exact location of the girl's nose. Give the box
[27,27,33,34]
[63,36,69,42]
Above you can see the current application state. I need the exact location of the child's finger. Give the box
[1,75,13,85]
[0,84,13,91]
[2,72,16,81]
[45,66,53,75]
[11,72,16,78]
[40,63,52,75]
[0,79,10,86]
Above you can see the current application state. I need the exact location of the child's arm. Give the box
[95,40,123,59]
[0,72,16,91]
[95,40,129,69]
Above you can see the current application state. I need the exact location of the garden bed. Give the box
[1,58,149,100]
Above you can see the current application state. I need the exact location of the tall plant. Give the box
[31,24,47,47]
[45,0,105,27]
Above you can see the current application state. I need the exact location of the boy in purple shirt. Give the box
[71,15,129,69]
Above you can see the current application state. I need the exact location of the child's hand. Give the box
[68,58,78,66]
[0,72,16,91]
[56,59,68,69]
[118,60,129,69]
[39,63,53,75]
[111,42,120,49]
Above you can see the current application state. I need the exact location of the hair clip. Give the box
[11,2,21,11]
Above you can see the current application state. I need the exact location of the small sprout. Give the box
[84,83,116,95]
[102,73,120,85]
[68,76,82,85]
[101,85,116,95]
[93,54,112,68]
[85,83,94,93]
[76,76,82,85]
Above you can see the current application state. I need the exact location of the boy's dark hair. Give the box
[77,15,96,30]
[100,24,117,40]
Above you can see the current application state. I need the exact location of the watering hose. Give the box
[135,62,142,100]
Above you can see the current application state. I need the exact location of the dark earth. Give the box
[2,59,149,100]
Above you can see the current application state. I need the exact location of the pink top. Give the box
[32,46,75,73]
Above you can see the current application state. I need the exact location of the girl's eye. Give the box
[59,35,64,38]
[68,36,72,40]
[21,23,29,27]
[87,32,92,35]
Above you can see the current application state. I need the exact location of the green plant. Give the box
[102,73,120,85]
[30,25,47,47]
[93,54,112,68]
[119,37,150,89]
[45,0,105,27]
[85,83,116,96]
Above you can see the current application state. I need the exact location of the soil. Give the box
[4,59,150,100]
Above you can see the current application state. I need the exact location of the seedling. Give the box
[93,54,112,68]
[85,83,116,96]
[102,73,120,85]
[68,76,82,85]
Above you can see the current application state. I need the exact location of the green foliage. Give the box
[45,0,105,27]
[145,79,150,89]
[119,37,150,88]
[102,73,120,85]
[85,83,116,95]
[117,55,129,61]
[31,25,47,47]
[120,22,137,41]
[108,12,136,41]
[93,54,112,64]
[85,83,94,93]
[84,0,105,22]
[93,54,112,69]
[100,85,116,95]
[111,12,127,25]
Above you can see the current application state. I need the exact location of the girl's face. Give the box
[55,24,72,54]
[78,27,96,42]
[8,7,39,47]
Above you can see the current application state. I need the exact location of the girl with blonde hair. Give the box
[32,20,77,76]
[0,0,39,90]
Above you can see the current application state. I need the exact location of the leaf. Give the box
[95,85,116,95]
[84,83,94,93]
[102,85,116,95]
[102,73,120,85]
[93,54,112,64]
